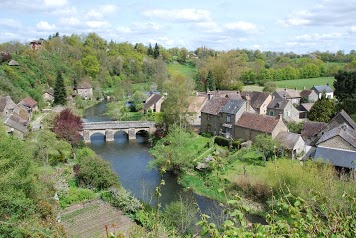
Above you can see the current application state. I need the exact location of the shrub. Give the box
[59,187,96,208]
[214,136,231,147]
[102,188,143,214]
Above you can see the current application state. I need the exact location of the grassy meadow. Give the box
[167,62,197,80]
[274,77,335,90]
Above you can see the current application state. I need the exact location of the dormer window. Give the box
[226,115,231,123]
[275,103,280,108]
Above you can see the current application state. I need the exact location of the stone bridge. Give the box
[80,121,156,143]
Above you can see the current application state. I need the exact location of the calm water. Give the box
[84,100,264,225]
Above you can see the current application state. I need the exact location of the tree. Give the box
[254,134,279,164]
[153,43,160,59]
[206,70,216,91]
[131,90,146,112]
[147,43,153,57]
[308,93,336,122]
[54,70,67,105]
[52,109,83,146]
[262,81,276,93]
[82,55,100,77]
[161,74,195,125]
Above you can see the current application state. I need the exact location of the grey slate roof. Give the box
[314,146,356,169]
[273,89,301,99]
[298,103,314,112]
[338,110,356,130]
[3,114,28,133]
[220,99,245,114]
[267,98,290,110]
[311,85,333,94]
[275,131,303,150]
[316,123,356,149]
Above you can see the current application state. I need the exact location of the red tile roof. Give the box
[20,96,38,108]
[236,112,280,133]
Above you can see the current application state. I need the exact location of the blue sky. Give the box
[1,0,355,53]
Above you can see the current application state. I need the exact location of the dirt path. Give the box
[61,199,137,238]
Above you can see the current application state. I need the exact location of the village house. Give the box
[186,95,208,125]
[18,96,38,119]
[311,84,334,99]
[76,82,93,100]
[201,97,255,138]
[241,91,272,114]
[143,93,164,113]
[301,121,327,145]
[30,40,42,51]
[0,96,28,138]
[267,98,300,122]
[275,131,305,159]
[319,109,356,133]
[314,123,356,169]
[272,88,301,105]
[300,89,318,103]
[297,102,315,119]
[235,112,288,141]
[43,88,54,102]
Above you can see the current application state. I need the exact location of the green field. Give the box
[167,62,197,79]
[274,77,335,90]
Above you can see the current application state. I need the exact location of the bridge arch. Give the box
[114,130,129,142]
[90,131,106,142]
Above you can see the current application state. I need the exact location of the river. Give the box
[84,100,226,225]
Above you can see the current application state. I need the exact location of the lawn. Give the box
[274,77,335,90]
[167,62,197,80]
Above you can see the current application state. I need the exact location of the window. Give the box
[226,115,231,123]
[269,111,274,116]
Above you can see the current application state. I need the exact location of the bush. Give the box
[214,136,231,147]
[59,187,96,208]
[101,188,142,214]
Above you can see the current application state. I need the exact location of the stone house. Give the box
[300,89,318,103]
[272,88,301,105]
[18,96,38,119]
[311,84,334,99]
[43,89,54,102]
[314,123,356,169]
[144,93,164,113]
[235,112,288,142]
[186,95,208,125]
[267,98,300,122]
[275,131,305,158]
[301,121,327,145]
[201,97,255,138]
[319,109,356,133]
[297,103,314,119]
[1,96,28,138]
[0,96,20,117]
[241,91,272,114]
[76,82,93,100]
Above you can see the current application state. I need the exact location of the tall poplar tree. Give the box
[54,70,67,105]
[206,70,216,91]
[147,43,153,57]
[153,43,160,59]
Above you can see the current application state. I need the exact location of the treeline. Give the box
[193,48,356,91]
[1,33,356,103]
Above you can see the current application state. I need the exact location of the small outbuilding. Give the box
[275,131,305,159]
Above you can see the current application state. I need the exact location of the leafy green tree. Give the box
[131,90,146,112]
[162,74,194,125]
[150,126,196,174]
[287,121,304,134]
[153,43,160,59]
[254,134,279,162]
[82,55,100,77]
[334,70,356,114]
[206,70,216,91]
[54,70,67,105]
[262,81,276,93]
[308,93,336,122]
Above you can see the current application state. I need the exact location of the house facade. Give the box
[275,131,305,158]
[311,84,334,99]
[18,96,38,119]
[235,112,288,141]
[201,97,254,138]
[186,95,208,125]
[76,82,93,100]
[267,98,300,122]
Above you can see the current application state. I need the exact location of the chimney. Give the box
[245,94,251,112]
[303,86,306,90]
[208,93,211,100]
[278,113,283,121]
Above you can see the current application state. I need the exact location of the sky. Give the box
[1,0,356,53]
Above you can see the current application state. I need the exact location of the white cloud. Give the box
[86,21,110,29]
[350,26,356,33]
[224,21,257,32]
[100,4,119,14]
[0,18,22,29]
[280,18,310,26]
[44,0,68,7]
[144,9,211,22]
[60,17,81,26]
[87,9,103,19]
[36,21,56,31]
[50,7,78,16]
[296,32,343,41]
